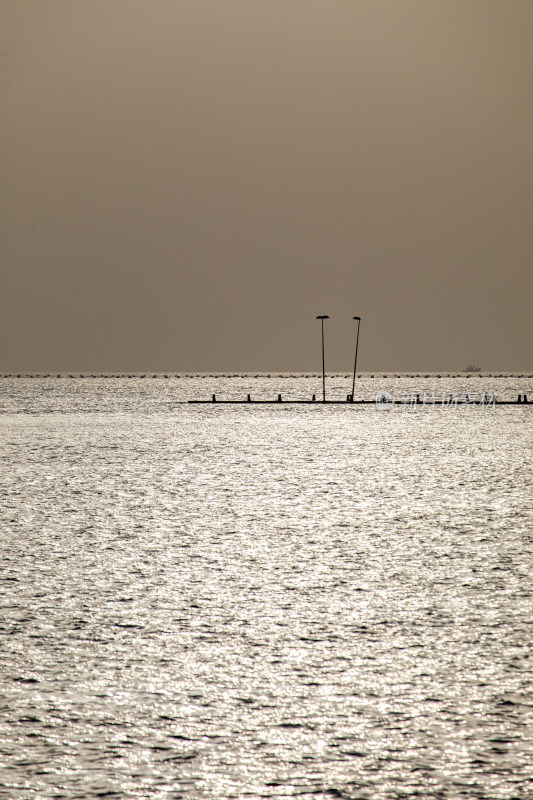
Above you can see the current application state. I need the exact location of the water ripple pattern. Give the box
[1,376,532,799]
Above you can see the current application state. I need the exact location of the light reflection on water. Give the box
[1,376,532,799]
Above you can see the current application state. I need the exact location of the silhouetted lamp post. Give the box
[316,315,329,402]
[351,316,361,401]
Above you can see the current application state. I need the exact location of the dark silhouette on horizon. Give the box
[351,317,361,401]
[316,316,329,401]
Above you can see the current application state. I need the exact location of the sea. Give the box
[1,373,532,800]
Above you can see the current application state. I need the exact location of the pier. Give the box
[189,395,530,406]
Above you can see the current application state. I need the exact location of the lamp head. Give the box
[353,316,361,321]
[316,315,330,319]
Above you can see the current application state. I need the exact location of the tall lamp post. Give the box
[316,315,329,402]
[350,316,361,401]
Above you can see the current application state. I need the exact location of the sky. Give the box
[1,0,532,372]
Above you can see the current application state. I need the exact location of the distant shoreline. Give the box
[2,372,533,380]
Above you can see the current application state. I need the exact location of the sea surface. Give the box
[1,374,532,799]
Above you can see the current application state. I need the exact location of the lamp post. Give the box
[316,315,329,402]
[350,316,361,401]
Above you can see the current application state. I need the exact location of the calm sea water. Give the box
[1,375,532,799]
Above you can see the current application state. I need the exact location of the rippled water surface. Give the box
[1,376,532,799]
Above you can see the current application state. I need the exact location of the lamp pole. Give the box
[316,315,329,402]
[351,316,361,401]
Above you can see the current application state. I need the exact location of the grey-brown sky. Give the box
[1,0,532,372]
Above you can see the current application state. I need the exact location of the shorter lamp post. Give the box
[316,315,329,402]
[350,316,361,401]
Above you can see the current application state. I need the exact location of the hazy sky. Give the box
[1,0,532,372]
